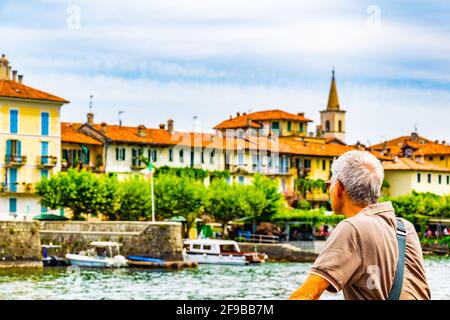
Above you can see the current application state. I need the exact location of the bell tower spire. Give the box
[327,67,340,110]
[320,68,347,142]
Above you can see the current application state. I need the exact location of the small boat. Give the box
[127,256,165,263]
[65,241,128,268]
[182,239,267,266]
[42,244,69,267]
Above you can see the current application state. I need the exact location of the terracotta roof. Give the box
[371,135,433,151]
[277,137,355,157]
[61,123,103,145]
[413,143,450,156]
[214,109,312,130]
[0,80,69,103]
[371,134,450,157]
[382,157,450,172]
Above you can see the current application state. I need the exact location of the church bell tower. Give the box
[320,68,346,142]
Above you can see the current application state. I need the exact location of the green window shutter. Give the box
[9,198,17,214]
[17,140,21,156]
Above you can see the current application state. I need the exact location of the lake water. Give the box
[0,256,448,300]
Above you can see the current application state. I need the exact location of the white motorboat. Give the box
[182,239,267,266]
[65,241,128,268]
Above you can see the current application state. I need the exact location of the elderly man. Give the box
[289,151,430,300]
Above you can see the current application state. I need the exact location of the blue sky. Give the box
[1,0,449,144]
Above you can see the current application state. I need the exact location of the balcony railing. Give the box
[131,162,146,170]
[306,192,330,202]
[38,155,57,167]
[5,154,27,167]
[1,183,35,194]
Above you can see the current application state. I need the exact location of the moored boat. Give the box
[42,244,69,267]
[182,239,267,266]
[65,241,127,268]
[126,255,197,269]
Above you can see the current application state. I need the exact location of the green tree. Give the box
[109,175,152,221]
[251,174,285,220]
[153,173,207,238]
[206,179,251,236]
[35,169,121,220]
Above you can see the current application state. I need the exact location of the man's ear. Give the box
[335,180,344,198]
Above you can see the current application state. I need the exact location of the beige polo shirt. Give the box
[310,202,430,300]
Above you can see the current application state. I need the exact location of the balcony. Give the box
[1,182,35,194]
[306,191,330,202]
[38,155,57,168]
[5,154,27,167]
[131,161,146,170]
[297,167,311,178]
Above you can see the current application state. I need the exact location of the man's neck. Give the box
[343,202,367,218]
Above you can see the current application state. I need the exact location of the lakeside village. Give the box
[0,53,449,269]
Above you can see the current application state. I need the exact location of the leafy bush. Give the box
[271,207,344,226]
[36,169,121,220]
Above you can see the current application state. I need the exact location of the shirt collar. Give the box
[357,201,394,216]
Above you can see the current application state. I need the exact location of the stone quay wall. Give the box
[39,221,183,261]
[239,243,319,262]
[0,221,42,268]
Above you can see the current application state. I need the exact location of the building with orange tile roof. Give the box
[0,54,68,219]
[60,122,104,172]
[382,157,450,196]
[214,109,312,138]
[371,131,450,170]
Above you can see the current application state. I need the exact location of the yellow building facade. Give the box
[0,54,68,219]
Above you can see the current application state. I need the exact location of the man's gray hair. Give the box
[331,150,384,206]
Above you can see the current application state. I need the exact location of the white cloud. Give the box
[1,0,449,145]
[24,72,450,145]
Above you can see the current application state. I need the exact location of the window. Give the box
[427,173,432,183]
[438,174,442,184]
[440,156,445,161]
[41,169,49,179]
[202,245,212,251]
[41,112,49,136]
[271,122,280,133]
[10,109,18,133]
[131,148,143,167]
[179,149,184,163]
[193,244,201,250]
[325,120,330,132]
[9,198,17,214]
[428,156,433,161]
[41,141,49,164]
[447,175,450,185]
[148,149,157,162]
[338,120,343,132]
[322,160,326,171]
[9,168,17,192]
[210,150,215,164]
[417,173,421,183]
[41,205,48,213]
[287,121,292,131]
[201,150,205,164]
[299,122,304,133]
[238,152,244,166]
[6,140,21,163]
[116,148,126,161]
[304,159,311,169]
[238,176,245,184]
[169,148,173,162]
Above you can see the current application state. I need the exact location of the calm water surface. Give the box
[0,256,448,300]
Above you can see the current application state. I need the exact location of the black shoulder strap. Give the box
[387,218,407,300]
